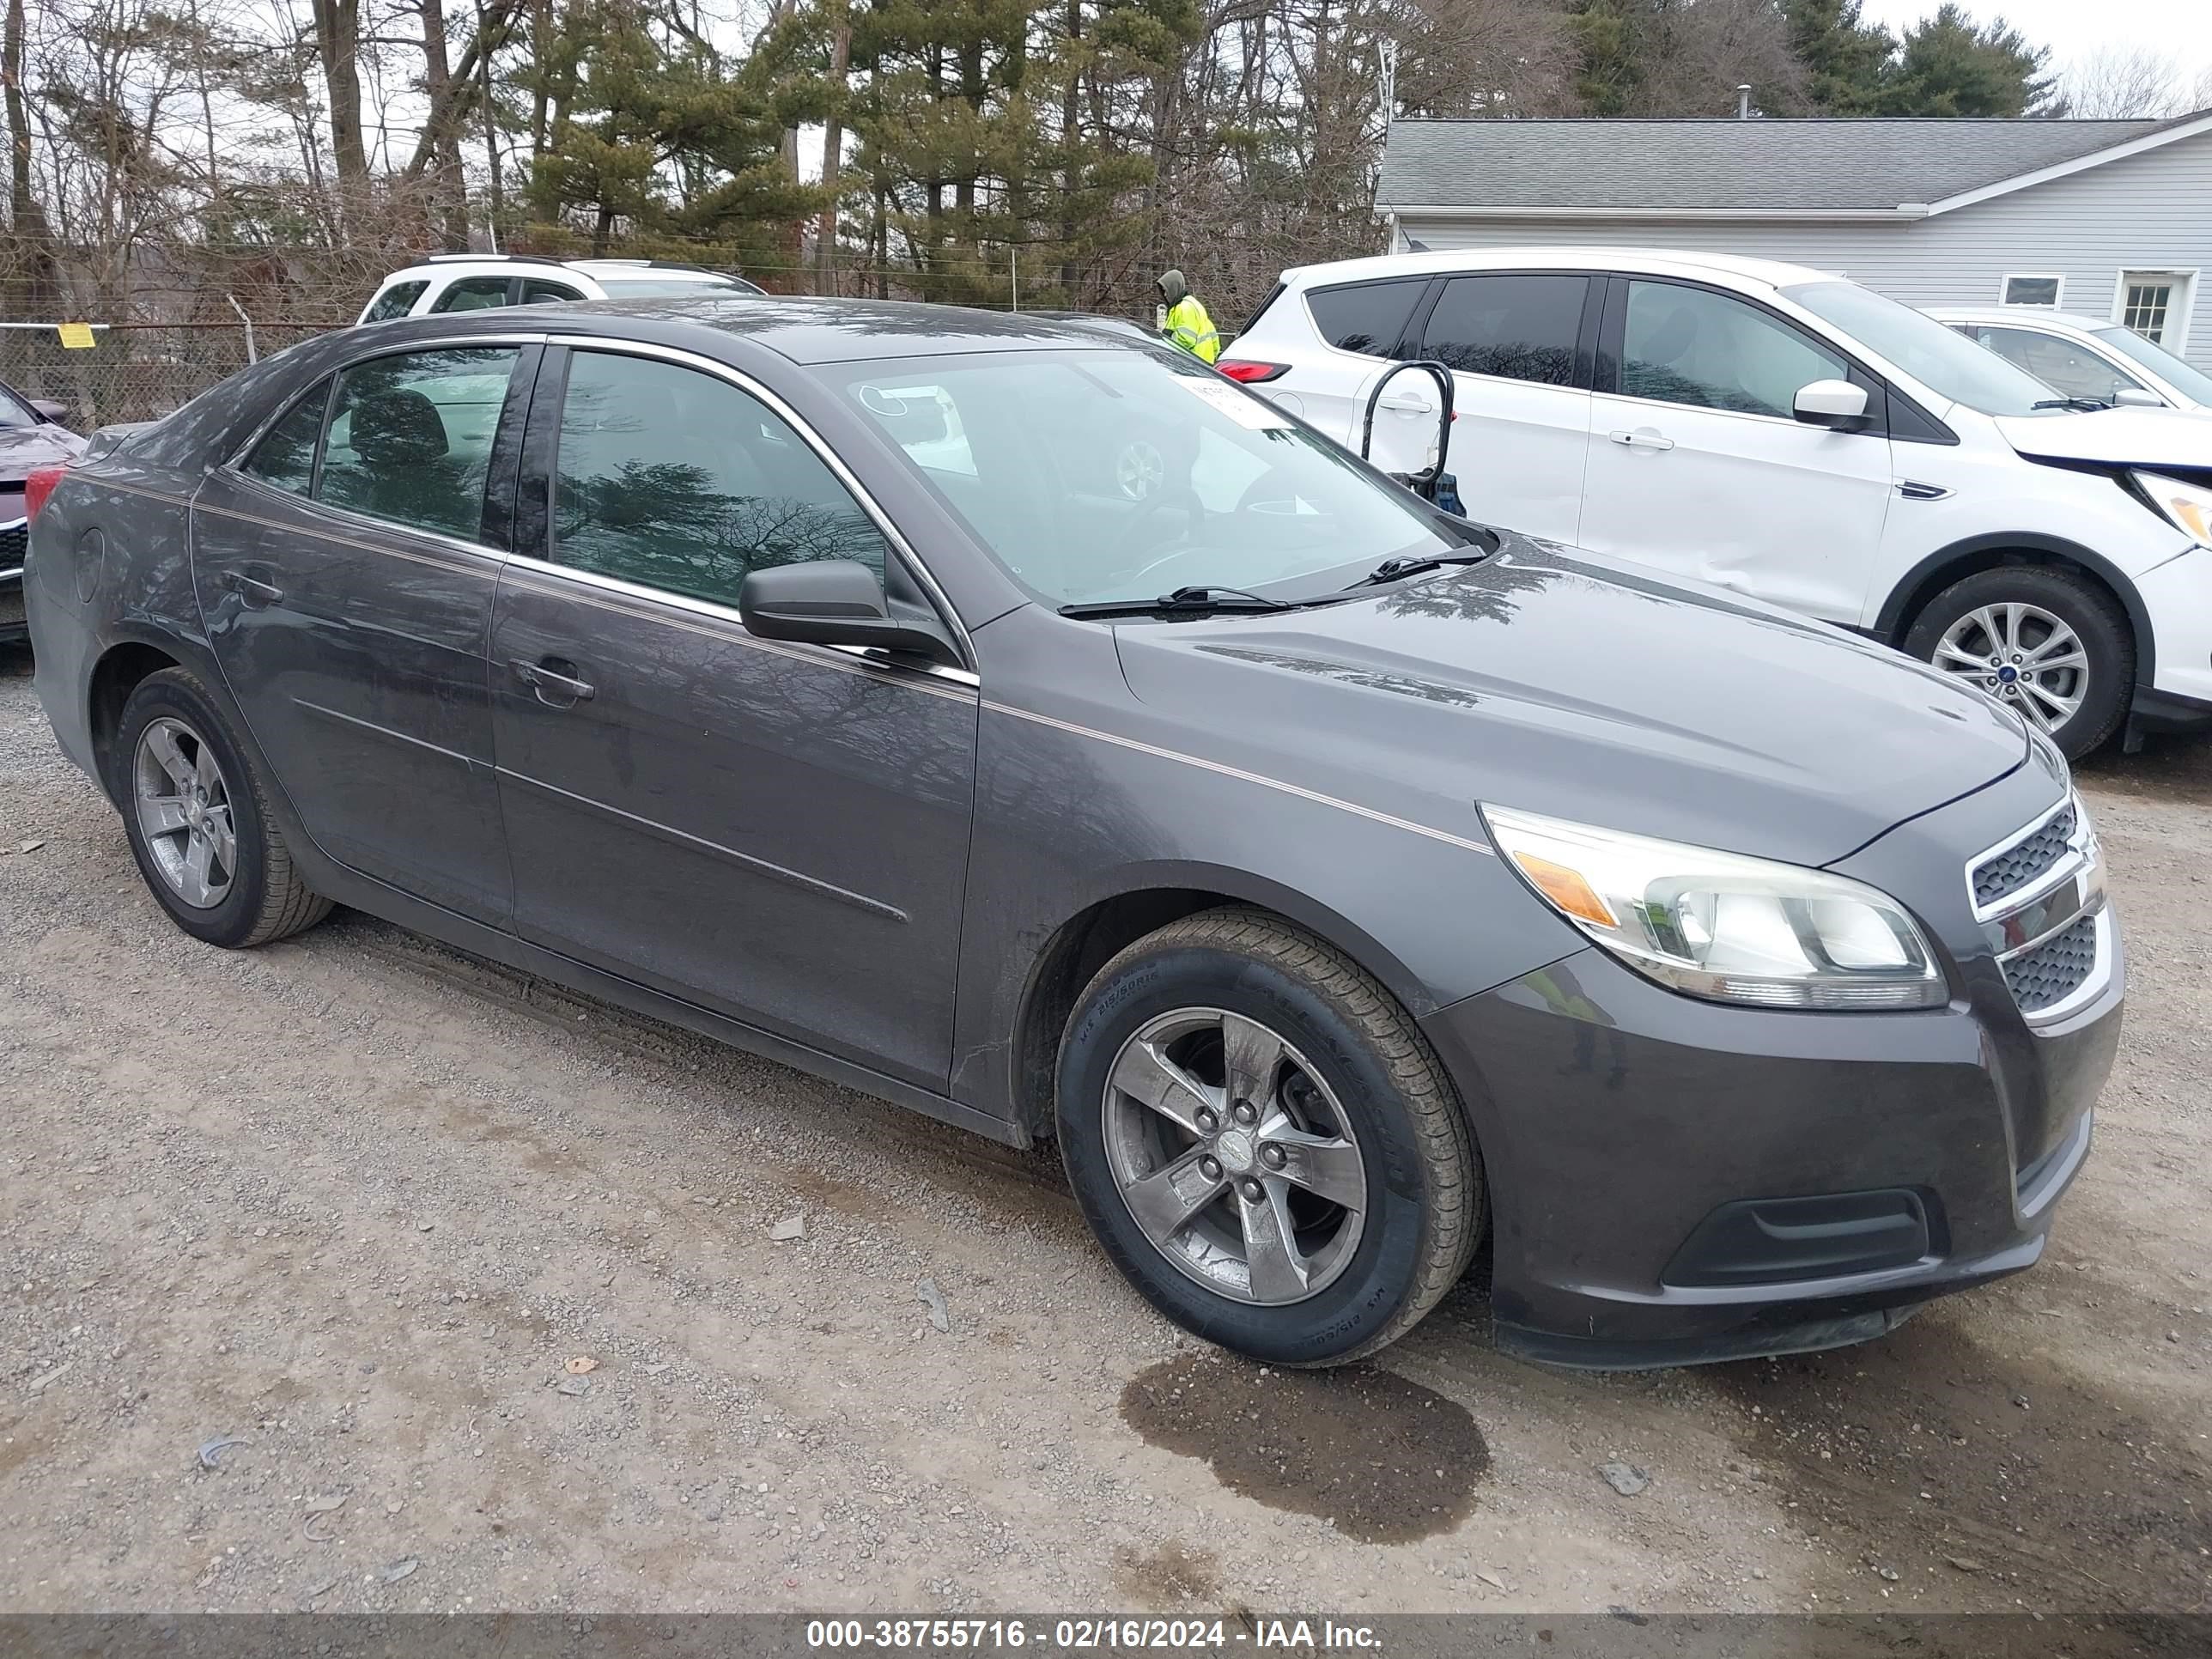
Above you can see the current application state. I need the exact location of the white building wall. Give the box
[1389,131,2212,369]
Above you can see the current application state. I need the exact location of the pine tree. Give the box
[1878,3,2055,117]
[1784,0,1895,113]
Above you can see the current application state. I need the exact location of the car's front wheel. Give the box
[1905,565,2133,758]
[1055,908,1483,1365]
[114,667,332,948]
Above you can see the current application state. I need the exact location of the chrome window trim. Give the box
[223,333,551,469]
[499,550,978,702]
[208,477,511,574]
[539,333,978,674]
[1966,791,2090,924]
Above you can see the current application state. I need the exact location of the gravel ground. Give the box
[2,641,2207,1617]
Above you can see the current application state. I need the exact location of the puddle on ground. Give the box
[1120,1352,1489,1542]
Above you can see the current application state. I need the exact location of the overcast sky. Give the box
[1862,0,2212,102]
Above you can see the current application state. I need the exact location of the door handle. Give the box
[1608,429,1674,451]
[511,657,596,706]
[221,568,283,605]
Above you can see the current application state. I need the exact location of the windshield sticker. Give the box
[1181,377,1294,430]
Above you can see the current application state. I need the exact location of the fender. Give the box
[1874,532,2156,691]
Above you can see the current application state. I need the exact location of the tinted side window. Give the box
[553,350,889,607]
[1420,275,1586,386]
[361,280,428,323]
[1305,280,1425,357]
[240,380,330,494]
[431,276,514,313]
[1620,281,1846,418]
[1974,326,2146,404]
[317,346,520,539]
[521,278,584,304]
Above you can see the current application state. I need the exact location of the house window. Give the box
[2116,270,2194,348]
[2001,275,2063,308]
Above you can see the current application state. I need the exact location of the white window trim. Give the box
[1999,273,2065,308]
[2112,268,2197,356]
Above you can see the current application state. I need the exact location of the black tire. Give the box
[1056,907,1483,1366]
[1902,565,2133,759]
[113,667,332,948]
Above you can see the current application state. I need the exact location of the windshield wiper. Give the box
[1059,585,1299,619]
[2031,397,2110,412]
[1341,550,1492,589]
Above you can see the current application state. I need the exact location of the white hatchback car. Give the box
[357,255,766,324]
[1225,248,2212,757]
[1927,307,2212,417]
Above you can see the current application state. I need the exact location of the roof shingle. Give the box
[1376,117,2190,213]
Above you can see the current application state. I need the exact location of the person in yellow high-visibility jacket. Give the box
[1156,268,1220,364]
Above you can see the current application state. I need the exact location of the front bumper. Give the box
[1421,787,2122,1370]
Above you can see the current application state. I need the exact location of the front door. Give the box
[1390,270,1598,544]
[192,342,531,923]
[1577,278,1892,624]
[489,343,979,1091]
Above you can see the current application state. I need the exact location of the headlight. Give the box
[1482,805,1947,1011]
[2131,471,2212,544]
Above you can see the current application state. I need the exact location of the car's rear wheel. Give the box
[115,668,332,948]
[1905,566,2132,758]
[1055,908,1482,1365]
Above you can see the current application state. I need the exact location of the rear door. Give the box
[1395,270,1599,543]
[1577,277,1893,624]
[488,342,979,1090]
[192,341,534,922]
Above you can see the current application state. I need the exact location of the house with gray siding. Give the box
[1376,112,2212,371]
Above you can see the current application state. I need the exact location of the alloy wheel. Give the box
[1101,1007,1368,1305]
[1932,601,2087,734]
[132,716,237,909]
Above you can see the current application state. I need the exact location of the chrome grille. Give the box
[1972,803,2075,908]
[0,518,25,568]
[2002,915,2100,1014]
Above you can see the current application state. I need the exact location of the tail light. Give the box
[1217,360,1289,385]
[23,462,70,524]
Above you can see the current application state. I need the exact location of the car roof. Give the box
[1923,307,2116,332]
[362,295,1153,365]
[1280,246,1841,292]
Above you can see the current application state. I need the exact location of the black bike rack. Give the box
[1358,359,1455,504]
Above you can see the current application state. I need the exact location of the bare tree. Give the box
[2061,46,2191,119]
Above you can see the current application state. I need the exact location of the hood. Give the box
[1994,406,2211,471]
[0,420,86,485]
[1158,269,1188,307]
[1111,539,2028,869]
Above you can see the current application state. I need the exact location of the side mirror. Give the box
[2112,387,2164,409]
[738,559,962,667]
[30,398,70,425]
[1793,379,1870,431]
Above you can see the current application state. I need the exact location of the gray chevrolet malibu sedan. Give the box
[25,300,2119,1369]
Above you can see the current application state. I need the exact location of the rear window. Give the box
[1304,280,1426,358]
[1419,274,1587,386]
[361,280,428,324]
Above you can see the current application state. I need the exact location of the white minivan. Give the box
[1224,249,2212,757]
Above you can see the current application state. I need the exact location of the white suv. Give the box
[1225,248,2212,757]
[357,255,765,324]
[1928,307,2212,417]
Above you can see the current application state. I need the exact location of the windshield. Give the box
[596,276,758,298]
[828,349,1455,607]
[2094,326,2212,405]
[1781,281,2069,416]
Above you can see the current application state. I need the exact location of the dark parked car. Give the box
[1,380,83,640]
[24,300,2118,1369]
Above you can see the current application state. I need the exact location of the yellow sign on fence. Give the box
[58,322,97,349]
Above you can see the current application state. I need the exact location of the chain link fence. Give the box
[1,228,1358,431]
